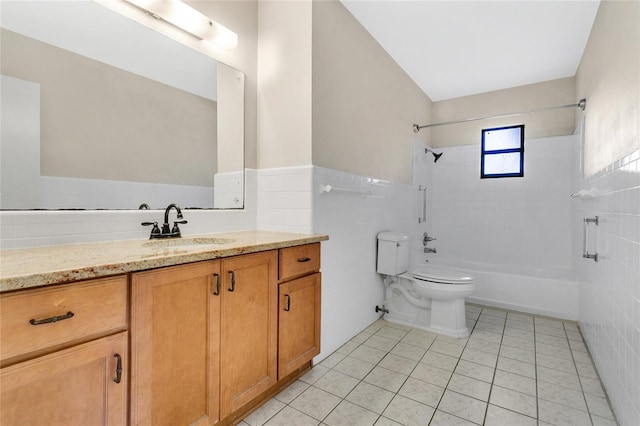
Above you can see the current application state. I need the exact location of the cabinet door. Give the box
[1,331,127,426]
[278,273,321,378]
[131,261,221,426]
[220,251,278,417]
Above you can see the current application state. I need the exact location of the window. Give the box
[481,124,524,178]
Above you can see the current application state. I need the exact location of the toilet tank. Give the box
[377,232,411,275]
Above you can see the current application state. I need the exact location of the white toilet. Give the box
[377,232,476,338]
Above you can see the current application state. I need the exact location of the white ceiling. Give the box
[341,1,600,101]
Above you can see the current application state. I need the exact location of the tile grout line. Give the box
[428,312,478,425]
[480,306,505,426]
[574,322,620,426]
[567,321,597,426]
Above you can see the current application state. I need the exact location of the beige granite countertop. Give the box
[0,230,328,292]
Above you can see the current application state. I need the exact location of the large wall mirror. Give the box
[0,0,245,210]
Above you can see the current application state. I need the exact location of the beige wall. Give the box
[431,77,576,147]
[576,0,640,176]
[256,0,313,169]
[311,1,431,184]
[1,29,218,186]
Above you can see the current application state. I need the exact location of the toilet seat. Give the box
[412,266,474,285]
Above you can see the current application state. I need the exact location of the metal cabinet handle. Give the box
[582,216,599,262]
[228,271,235,292]
[114,353,122,384]
[284,294,291,311]
[213,273,220,296]
[297,257,312,263]
[29,311,74,326]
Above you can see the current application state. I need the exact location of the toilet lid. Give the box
[412,266,474,285]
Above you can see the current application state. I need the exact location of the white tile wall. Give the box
[574,147,640,426]
[256,166,314,234]
[254,139,435,361]
[431,135,576,272]
[0,169,257,249]
[40,176,216,210]
[311,165,421,361]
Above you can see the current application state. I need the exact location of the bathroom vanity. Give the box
[0,230,327,425]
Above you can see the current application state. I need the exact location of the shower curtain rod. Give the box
[412,98,586,133]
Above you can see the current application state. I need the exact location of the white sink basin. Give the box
[143,237,235,248]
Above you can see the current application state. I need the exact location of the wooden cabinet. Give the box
[1,332,128,426]
[130,261,221,426]
[1,240,322,426]
[220,251,278,418]
[278,244,321,379]
[0,277,128,426]
[130,250,279,424]
[278,273,321,378]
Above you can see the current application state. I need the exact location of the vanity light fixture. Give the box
[122,0,238,49]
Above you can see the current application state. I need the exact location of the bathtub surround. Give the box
[430,135,579,320]
[432,135,575,271]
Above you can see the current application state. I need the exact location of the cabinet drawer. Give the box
[1,276,127,363]
[279,243,320,281]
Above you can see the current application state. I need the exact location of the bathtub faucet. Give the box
[423,232,437,254]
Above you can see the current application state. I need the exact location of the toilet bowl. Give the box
[377,233,475,338]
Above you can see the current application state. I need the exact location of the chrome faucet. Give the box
[141,203,188,239]
[423,232,437,254]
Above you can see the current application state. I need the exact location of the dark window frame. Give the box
[481,124,525,179]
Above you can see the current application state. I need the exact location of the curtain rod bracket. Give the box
[578,98,587,110]
[413,98,587,133]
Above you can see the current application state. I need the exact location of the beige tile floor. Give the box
[240,304,618,426]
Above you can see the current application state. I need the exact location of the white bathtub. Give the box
[425,258,579,320]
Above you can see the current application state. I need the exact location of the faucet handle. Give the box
[141,221,161,238]
[423,232,436,245]
[171,220,188,234]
